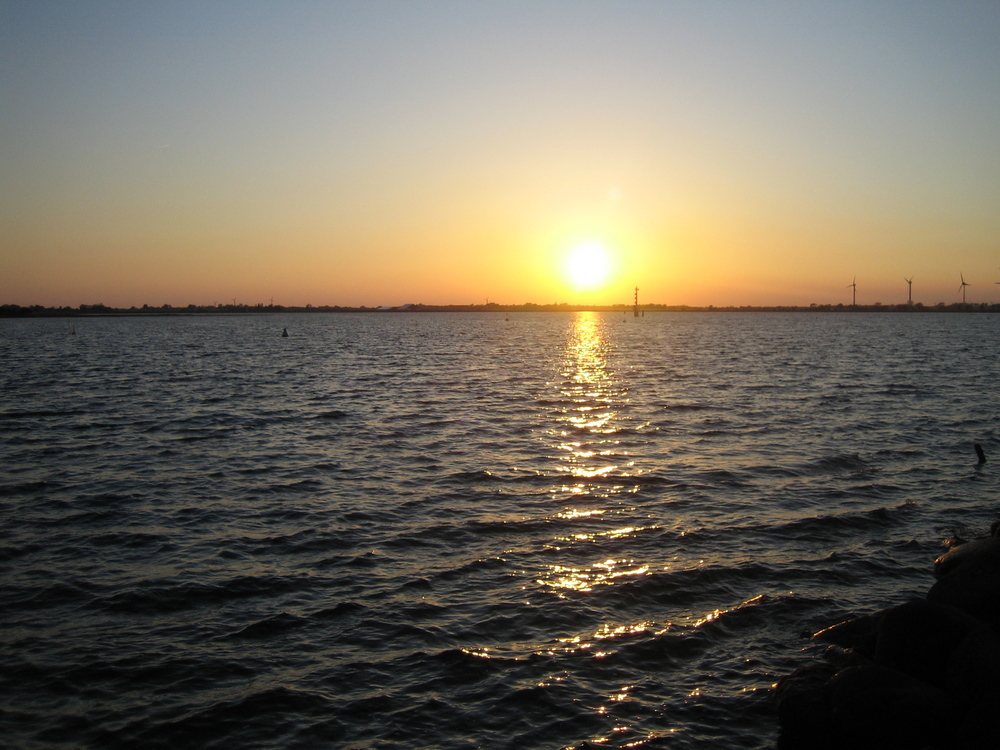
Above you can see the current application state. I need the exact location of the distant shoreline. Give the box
[3,302,1000,317]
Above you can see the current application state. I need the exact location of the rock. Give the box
[873,599,985,689]
[954,692,1000,748]
[944,625,1000,704]
[933,537,1000,578]
[928,535,1000,628]
[825,664,952,749]
[777,524,1000,749]
[778,662,954,750]
[928,565,1000,630]
[775,662,838,749]
[812,608,886,659]
[813,610,887,659]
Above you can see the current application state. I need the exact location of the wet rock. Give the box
[943,625,1000,704]
[933,537,1000,578]
[929,538,1000,628]
[873,599,984,689]
[777,526,1000,750]
[954,692,1000,749]
[775,662,838,750]
[777,662,953,750]
[812,608,886,658]
[928,568,1000,629]
[825,664,951,749]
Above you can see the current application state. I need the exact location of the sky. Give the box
[2,0,999,308]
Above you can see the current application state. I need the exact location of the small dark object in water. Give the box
[282,327,289,338]
[974,444,986,463]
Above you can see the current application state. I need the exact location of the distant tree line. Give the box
[3,301,1000,318]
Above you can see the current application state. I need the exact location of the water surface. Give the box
[2,312,998,748]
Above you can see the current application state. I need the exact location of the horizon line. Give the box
[4,300,1000,317]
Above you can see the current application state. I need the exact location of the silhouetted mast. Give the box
[633,286,639,318]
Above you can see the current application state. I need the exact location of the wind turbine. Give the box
[904,277,913,305]
[847,276,857,306]
[958,273,970,304]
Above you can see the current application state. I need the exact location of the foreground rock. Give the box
[776,524,1000,749]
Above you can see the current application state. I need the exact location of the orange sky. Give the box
[3,2,999,308]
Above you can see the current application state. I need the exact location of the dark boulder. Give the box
[929,537,1000,629]
[933,537,1000,578]
[873,599,985,689]
[778,527,1000,749]
[775,661,839,749]
[777,661,953,750]
[943,624,1000,704]
[812,608,885,659]
[825,664,952,750]
[954,691,1000,749]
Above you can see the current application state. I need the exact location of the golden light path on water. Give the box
[460,312,748,747]
[539,312,663,745]
[542,312,652,602]
[531,312,746,747]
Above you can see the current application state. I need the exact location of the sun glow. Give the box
[566,242,611,290]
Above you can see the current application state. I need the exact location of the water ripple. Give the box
[1,311,999,749]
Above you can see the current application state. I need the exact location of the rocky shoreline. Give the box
[776,522,1000,749]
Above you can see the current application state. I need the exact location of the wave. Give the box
[747,452,872,478]
[3,312,995,750]
[222,612,309,640]
[92,575,314,614]
[107,686,331,749]
[770,501,917,542]
[0,409,90,420]
[0,480,60,497]
[440,468,686,490]
[313,409,348,420]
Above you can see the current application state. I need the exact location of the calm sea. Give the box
[2,312,998,749]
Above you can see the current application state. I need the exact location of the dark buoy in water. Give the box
[975,443,986,463]
[281,327,289,338]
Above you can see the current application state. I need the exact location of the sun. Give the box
[566,242,611,290]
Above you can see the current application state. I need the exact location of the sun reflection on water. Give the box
[555,311,628,474]
[529,309,674,743]
[535,312,659,596]
[539,558,651,594]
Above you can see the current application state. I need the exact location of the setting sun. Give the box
[566,242,612,290]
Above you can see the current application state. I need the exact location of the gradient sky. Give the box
[2,1,999,308]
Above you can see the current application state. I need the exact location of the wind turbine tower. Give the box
[959,273,970,304]
[904,277,913,305]
[847,277,857,306]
